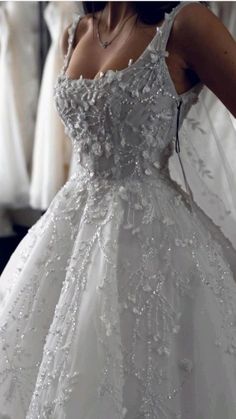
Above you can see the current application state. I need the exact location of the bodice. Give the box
[53,2,203,184]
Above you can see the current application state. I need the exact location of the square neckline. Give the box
[62,3,203,101]
[64,13,166,83]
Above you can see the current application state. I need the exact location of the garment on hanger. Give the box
[0,1,39,208]
[30,1,81,210]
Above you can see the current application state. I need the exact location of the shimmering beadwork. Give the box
[0,2,236,419]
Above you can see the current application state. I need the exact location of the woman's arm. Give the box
[174,2,236,117]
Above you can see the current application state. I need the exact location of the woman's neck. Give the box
[101,1,137,31]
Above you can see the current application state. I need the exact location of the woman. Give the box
[0,1,236,418]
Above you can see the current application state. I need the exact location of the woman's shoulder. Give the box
[172,1,236,117]
[170,2,224,64]
[172,2,217,37]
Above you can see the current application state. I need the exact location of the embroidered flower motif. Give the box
[104,69,116,82]
[153,161,161,169]
[118,186,129,201]
[142,150,150,160]
[104,142,113,157]
[158,346,171,356]
[175,238,192,247]
[144,168,152,176]
[150,52,159,63]
[174,195,183,206]
[91,142,103,156]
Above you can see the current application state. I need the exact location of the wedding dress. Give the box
[30,1,79,210]
[1,2,236,418]
[0,2,38,208]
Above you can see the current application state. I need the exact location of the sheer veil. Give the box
[168,2,236,255]
[169,88,236,253]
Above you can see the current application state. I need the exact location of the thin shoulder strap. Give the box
[61,13,82,76]
[160,1,201,51]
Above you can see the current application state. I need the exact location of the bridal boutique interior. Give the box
[0,0,236,273]
[0,1,84,272]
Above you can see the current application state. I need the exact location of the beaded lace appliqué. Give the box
[0,3,236,419]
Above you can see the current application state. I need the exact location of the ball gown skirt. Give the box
[0,2,236,418]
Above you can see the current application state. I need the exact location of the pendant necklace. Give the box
[96,8,137,49]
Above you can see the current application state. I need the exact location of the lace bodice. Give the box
[54,2,203,184]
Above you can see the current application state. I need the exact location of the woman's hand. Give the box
[174,2,236,117]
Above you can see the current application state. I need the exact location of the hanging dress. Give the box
[0,1,38,208]
[29,1,80,210]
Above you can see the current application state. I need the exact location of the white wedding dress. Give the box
[30,1,79,210]
[1,2,236,418]
[0,2,38,208]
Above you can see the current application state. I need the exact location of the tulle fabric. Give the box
[0,2,38,207]
[0,2,236,418]
[30,2,79,210]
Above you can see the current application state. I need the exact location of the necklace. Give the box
[96,8,137,49]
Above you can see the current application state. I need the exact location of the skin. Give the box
[62,1,236,117]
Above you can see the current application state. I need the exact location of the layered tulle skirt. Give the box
[0,171,236,419]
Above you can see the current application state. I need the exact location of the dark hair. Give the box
[82,2,181,25]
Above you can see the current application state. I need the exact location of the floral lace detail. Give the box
[1,2,236,419]
[53,4,202,187]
